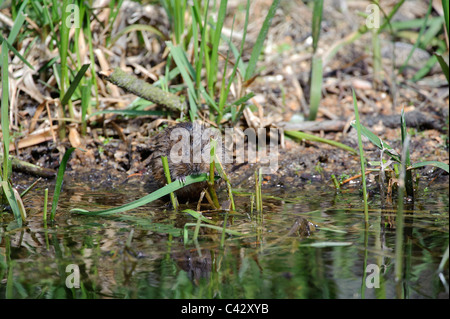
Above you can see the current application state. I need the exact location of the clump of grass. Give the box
[161,156,179,210]
[1,41,26,227]
[349,104,449,201]
[164,0,280,125]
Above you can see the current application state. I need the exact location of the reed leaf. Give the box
[50,147,76,222]
[245,0,280,81]
[285,130,357,155]
[71,174,214,216]
[61,64,90,106]
[352,89,369,222]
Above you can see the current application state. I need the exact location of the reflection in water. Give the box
[0,180,448,299]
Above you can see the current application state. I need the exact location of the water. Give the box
[0,175,448,299]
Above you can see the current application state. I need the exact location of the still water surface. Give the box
[0,176,448,299]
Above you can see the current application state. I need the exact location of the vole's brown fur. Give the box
[149,122,228,202]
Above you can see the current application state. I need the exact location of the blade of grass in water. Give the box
[71,174,214,216]
[183,209,216,225]
[395,135,410,287]
[352,89,369,222]
[184,223,244,238]
[50,147,76,222]
[162,156,178,210]
[400,109,413,198]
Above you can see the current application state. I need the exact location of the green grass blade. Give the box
[161,156,178,210]
[308,56,323,120]
[184,223,244,237]
[208,0,228,95]
[166,41,198,105]
[438,245,449,274]
[377,0,406,34]
[421,16,444,48]
[81,84,90,136]
[71,174,212,216]
[350,121,401,163]
[284,130,357,155]
[59,0,70,98]
[183,209,217,225]
[245,0,280,81]
[412,55,438,82]
[352,89,369,222]
[1,41,10,181]
[435,53,449,83]
[410,161,449,173]
[0,35,34,70]
[61,63,90,106]
[50,147,76,222]
[311,0,323,53]
[7,6,27,44]
[398,0,432,74]
[400,109,414,197]
[110,24,166,47]
[1,181,24,226]
[443,0,449,40]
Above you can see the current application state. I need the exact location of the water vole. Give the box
[149,122,228,202]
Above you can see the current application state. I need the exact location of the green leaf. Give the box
[183,209,217,225]
[0,35,34,70]
[50,147,76,221]
[349,121,401,163]
[71,174,213,216]
[109,24,166,47]
[311,0,323,53]
[8,4,28,44]
[410,161,449,173]
[285,130,357,155]
[183,223,245,237]
[245,0,280,81]
[308,56,323,120]
[61,63,90,106]
[435,53,449,83]
[1,181,24,226]
[443,0,449,40]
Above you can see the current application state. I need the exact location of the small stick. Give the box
[102,68,187,113]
